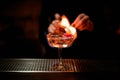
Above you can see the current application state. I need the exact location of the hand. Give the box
[71,13,94,32]
[48,13,61,33]
[48,13,77,40]
[48,13,94,33]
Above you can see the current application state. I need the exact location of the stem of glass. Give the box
[58,47,62,65]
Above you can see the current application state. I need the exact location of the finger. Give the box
[52,20,59,24]
[75,19,89,31]
[71,13,86,26]
[74,15,89,29]
[48,24,56,33]
[54,13,61,20]
[80,15,89,23]
[52,20,59,27]
[73,20,82,28]
[77,20,94,32]
[77,23,87,31]
[86,20,94,32]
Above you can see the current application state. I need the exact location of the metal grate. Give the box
[0,59,108,72]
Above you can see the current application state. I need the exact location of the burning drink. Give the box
[47,33,74,48]
[46,14,77,71]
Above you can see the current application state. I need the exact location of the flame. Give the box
[60,15,70,28]
[60,15,77,40]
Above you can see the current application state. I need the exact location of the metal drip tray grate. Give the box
[0,59,80,72]
[0,58,110,72]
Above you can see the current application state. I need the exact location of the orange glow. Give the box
[60,15,70,28]
[60,15,77,39]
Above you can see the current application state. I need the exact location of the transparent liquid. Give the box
[47,33,74,48]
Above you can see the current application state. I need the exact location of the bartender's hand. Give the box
[48,13,94,33]
[71,13,94,32]
[48,13,61,33]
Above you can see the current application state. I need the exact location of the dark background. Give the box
[41,0,120,59]
[0,0,119,59]
[41,0,102,32]
[40,0,104,59]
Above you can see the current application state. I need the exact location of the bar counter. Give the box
[0,58,119,80]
